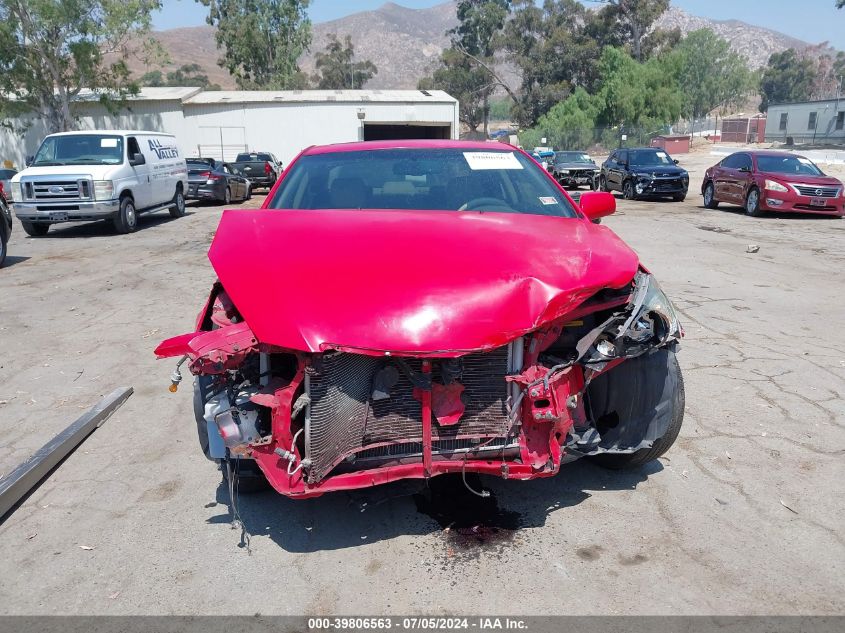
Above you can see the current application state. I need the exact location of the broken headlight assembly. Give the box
[585,272,682,363]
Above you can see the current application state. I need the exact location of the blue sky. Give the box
[152,0,845,50]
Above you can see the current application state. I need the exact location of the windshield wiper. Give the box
[65,159,105,164]
[33,161,65,166]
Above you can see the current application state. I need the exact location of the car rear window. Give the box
[267,148,577,218]
[236,153,272,162]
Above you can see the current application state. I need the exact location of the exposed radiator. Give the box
[304,345,514,483]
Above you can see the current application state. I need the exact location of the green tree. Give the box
[503,0,599,128]
[311,34,377,89]
[595,46,682,129]
[418,48,491,135]
[586,0,673,62]
[420,0,511,136]
[199,0,311,89]
[759,48,817,111]
[529,87,601,149]
[140,63,221,89]
[668,29,752,120]
[0,0,163,132]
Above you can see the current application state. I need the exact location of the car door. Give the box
[126,136,152,209]
[734,153,754,202]
[222,164,243,199]
[713,153,739,203]
[611,150,628,190]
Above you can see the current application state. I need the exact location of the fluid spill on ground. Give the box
[413,474,522,551]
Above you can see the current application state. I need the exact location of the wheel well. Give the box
[119,190,133,201]
[175,182,183,193]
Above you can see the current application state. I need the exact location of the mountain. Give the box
[132,2,836,91]
[654,7,827,69]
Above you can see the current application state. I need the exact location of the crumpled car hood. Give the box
[209,209,639,355]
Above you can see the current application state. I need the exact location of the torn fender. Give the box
[154,322,258,374]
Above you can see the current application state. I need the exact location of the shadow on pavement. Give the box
[205,459,663,553]
[20,211,195,239]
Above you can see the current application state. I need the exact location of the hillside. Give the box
[130,1,836,91]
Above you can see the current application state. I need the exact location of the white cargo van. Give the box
[11,130,188,235]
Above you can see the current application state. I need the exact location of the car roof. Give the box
[302,139,518,156]
[734,150,806,158]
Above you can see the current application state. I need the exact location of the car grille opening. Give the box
[304,346,513,483]
[793,185,840,198]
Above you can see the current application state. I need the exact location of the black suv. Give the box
[600,147,689,201]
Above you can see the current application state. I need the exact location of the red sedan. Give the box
[156,140,684,499]
[701,150,844,217]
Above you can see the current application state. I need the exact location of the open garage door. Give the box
[363,124,452,141]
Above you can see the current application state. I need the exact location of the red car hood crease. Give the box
[208,208,639,354]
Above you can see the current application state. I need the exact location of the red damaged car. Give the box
[156,140,685,498]
[702,150,845,217]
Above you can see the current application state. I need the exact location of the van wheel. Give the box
[112,197,138,234]
[22,221,50,237]
[169,187,186,218]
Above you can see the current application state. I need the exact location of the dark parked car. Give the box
[186,159,251,204]
[551,151,600,189]
[600,147,689,201]
[701,150,844,217]
[232,152,282,190]
[0,182,12,268]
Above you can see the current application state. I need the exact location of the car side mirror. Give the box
[129,153,146,166]
[25,155,33,167]
[673,159,679,164]
[738,166,750,173]
[579,191,616,222]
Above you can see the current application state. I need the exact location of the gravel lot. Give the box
[0,151,843,615]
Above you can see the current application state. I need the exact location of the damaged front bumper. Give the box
[156,271,683,498]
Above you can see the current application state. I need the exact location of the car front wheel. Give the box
[745,187,763,217]
[703,182,719,209]
[599,175,608,192]
[622,180,636,200]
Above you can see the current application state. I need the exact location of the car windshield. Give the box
[268,148,578,217]
[556,152,592,164]
[33,135,123,166]
[236,153,272,162]
[756,155,824,176]
[628,150,673,166]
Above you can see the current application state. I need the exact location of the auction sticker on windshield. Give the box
[463,152,523,170]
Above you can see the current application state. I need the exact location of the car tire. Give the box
[745,187,763,217]
[169,186,186,218]
[21,221,50,237]
[224,187,231,205]
[245,184,252,201]
[703,182,719,209]
[590,178,598,191]
[590,351,685,470]
[599,175,608,192]
[672,193,686,202]
[0,234,6,268]
[622,179,636,200]
[112,196,138,234]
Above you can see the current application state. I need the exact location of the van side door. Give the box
[126,136,152,210]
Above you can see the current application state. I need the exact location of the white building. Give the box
[0,88,460,169]
[765,98,845,145]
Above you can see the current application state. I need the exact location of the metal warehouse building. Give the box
[0,88,460,168]
[765,98,845,145]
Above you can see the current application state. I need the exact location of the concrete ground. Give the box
[0,152,843,615]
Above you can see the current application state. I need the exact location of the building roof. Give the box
[183,89,457,105]
[768,98,845,108]
[75,87,203,102]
